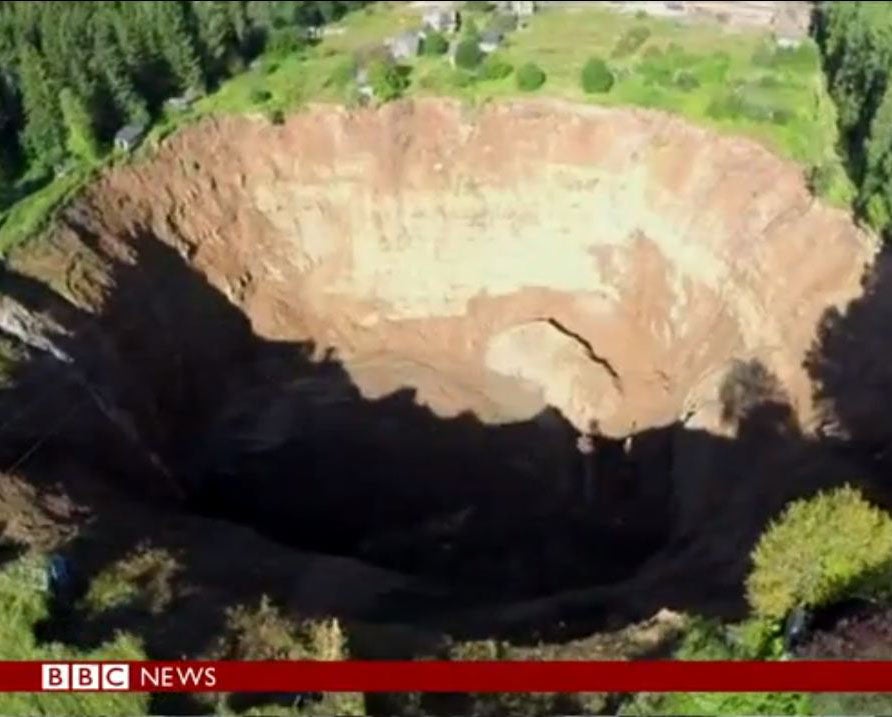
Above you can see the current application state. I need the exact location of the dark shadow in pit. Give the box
[0,223,888,676]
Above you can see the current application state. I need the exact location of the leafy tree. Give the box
[746,485,892,619]
[516,61,545,91]
[59,88,101,161]
[454,38,483,70]
[581,56,615,93]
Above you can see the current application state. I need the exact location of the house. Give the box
[114,122,146,152]
[423,8,460,33]
[297,25,323,40]
[355,66,375,102]
[497,0,536,16]
[385,30,423,61]
[478,29,504,54]
[165,87,200,113]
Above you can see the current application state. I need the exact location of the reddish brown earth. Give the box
[0,98,886,644]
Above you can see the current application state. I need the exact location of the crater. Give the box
[0,99,880,633]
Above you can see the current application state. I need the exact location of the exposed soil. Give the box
[0,98,887,649]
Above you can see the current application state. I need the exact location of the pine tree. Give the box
[191,1,237,81]
[17,41,66,169]
[156,1,206,92]
[93,19,150,128]
[59,87,100,162]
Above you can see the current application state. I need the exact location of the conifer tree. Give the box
[59,87,100,162]
[17,41,65,168]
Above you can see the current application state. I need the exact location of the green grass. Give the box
[0,554,148,716]
[0,165,95,257]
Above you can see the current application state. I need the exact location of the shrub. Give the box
[479,55,513,80]
[324,58,357,90]
[516,62,546,91]
[581,57,615,93]
[807,160,856,205]
[264,27,308,57]
[611,26,651,58]
[464,0,494,12]
[368,58,411,102]
[674,70,699,91]
[463,17,481,41]
[249,88,272,104]
[746,485,892,619]
[865,193,891,233]
[454,38,483,70]
[422,30,449,56]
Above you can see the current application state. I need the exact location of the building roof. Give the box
[115,122,146,144]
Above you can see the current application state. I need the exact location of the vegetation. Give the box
[612,26,651,59]
[454,38,484,70]
[0,554,148,715]
[817,1,892,234]
[0,1,367,255]
[212,596,363,715]
[479,56,514,81]
[581,57,615,94]
[746,485,892,619]
[422,31,449,57]
[367,58,411,102]
[81,546,179,616]
[516,62,546,91]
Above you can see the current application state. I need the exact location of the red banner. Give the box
[0,660,889,693]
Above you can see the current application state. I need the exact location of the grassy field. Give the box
[167,3,848,170]
[0,2,853,255]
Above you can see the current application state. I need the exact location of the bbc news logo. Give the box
[40,663,218,691]
[42,663,129,691]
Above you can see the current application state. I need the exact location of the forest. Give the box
[0,1,366,183]
[817,1,892,236]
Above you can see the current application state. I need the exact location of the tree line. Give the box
[817,1,892,235]
[0,1,365,182]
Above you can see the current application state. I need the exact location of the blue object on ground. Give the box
[47,554,71,593]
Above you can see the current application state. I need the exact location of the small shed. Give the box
[478,30,504,54]
[114,122,146,152]
[423,9,460,34]
[386,30,422,61]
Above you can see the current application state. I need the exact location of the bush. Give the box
[674,70,699,91]
[422,30,449,56]
[324,58,357,90]
[454,38,483,70]
[264,27,308,57]
[611,26,651,58]
[807,160,856,205]
[479,55,513,80]
[581,57,615,94]
[516,62,546,91]
[368,58,411,102]
[249,88,272,104]
[463,17,481,41]
[746,485,892,619]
